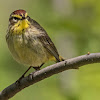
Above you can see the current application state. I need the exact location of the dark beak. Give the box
[22,16,26,20]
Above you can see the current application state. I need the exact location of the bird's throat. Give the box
[11,19,30,34]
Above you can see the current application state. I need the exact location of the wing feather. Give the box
[28,17,60,62]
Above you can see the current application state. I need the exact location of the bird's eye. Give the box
[12,17,20,22]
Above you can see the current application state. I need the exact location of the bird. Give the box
[6,9,64,80]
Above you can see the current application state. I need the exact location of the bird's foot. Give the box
[28,71,37,80]
[28,66,41,80]
[15,75,24,85]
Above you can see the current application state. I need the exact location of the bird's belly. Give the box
[7,35,49,67]
[15,46,47,67]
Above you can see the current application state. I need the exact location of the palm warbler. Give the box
[6,9,64,80]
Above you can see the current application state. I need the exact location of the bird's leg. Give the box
[39,63,44,68]
[16,66,32,84]
[33,67,40,71]
[29,63,44,79]
[33,63,44,70]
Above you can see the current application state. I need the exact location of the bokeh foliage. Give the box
[0,0,100,100]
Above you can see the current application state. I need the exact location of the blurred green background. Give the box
[0,0,100,100]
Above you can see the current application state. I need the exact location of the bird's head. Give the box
[9,9,30,34]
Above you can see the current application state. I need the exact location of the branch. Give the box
[0,53,100,100]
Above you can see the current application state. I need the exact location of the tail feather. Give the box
[59,56,65,61]
[49,56,65,62]
[55,56,65,62]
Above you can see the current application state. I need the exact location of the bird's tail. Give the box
[59,56,65,62]
[50,55,65,62]
[55,56,65,62]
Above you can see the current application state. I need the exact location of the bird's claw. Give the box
[15,75,24,85]
[28,72,34,80]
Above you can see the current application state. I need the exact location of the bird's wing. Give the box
[37,33,60,62]
[29,18,60,62]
